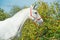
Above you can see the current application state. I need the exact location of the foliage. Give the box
[20,1,60,40]
[0,8,10,21]
[9,6,21,16]
[0,1,60,40]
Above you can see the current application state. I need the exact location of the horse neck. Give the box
[10,8,30,27]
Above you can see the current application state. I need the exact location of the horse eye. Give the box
[35,12,37,14]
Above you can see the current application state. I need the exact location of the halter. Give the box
[30,8,42,22]
[30,7,42,27]
[30,7,35,18]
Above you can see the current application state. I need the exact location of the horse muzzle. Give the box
[36,19,43,25]
[33,18,43,26]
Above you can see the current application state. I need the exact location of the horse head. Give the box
[29,5,43,26]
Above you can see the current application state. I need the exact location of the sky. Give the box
[0,0,60,12]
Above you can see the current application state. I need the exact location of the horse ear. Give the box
[33,4,38,9]
[30,4,37,9]
[30,5,33,9]
[33,4,36,9]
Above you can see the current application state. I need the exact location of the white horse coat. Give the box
[0,8,29,40]
[0,7,43,40]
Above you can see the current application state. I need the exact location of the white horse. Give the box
[0,6,43,40]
